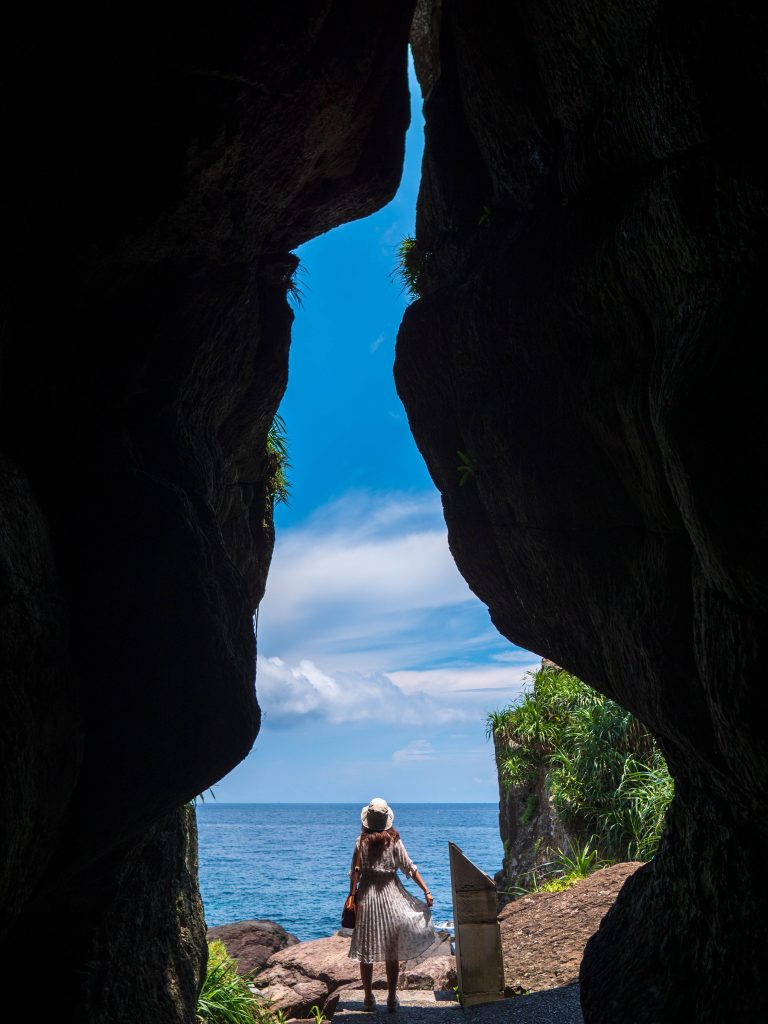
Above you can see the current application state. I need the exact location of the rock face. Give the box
[256,934,384,1018]
[498,863,642,995]
[82,805,207,1023]
[397,4,768,1022]
[255,932,455,1018]
[1,4,415,1020]
[208,919,299,976]
[493,741,571,905]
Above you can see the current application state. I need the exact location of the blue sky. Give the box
[214,57,540,803]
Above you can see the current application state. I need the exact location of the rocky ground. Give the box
[207,919,299,976]
[210,863,640,1020]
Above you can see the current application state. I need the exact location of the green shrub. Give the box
[393,235,429,299]
[198,941,273,1024]
[488,667,673,863]
[266,414,290,506]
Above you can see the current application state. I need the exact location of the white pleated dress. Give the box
[348,835,436,963]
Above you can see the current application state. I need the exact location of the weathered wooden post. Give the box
[449,841,505,1007]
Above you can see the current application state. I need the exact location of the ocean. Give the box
[197,803,503,941]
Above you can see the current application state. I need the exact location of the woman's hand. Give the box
[424,891,433,907]
[345,894,356,908]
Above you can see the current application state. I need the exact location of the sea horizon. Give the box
[197,802,503,940]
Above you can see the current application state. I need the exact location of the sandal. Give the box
[387,996,400,1013]
[362,995,376,1012]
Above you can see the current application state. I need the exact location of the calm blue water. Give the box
[197,803,503,941]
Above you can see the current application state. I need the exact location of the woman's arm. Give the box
[396,840,434,906]
[411,868,434,907]
[347,840,361,898]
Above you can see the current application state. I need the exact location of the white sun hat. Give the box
[361,797,394,831]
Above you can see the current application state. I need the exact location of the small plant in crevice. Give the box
[477,203,492,226]
[309,1006,328,1024]
[282,256,307,310]
[266,414,290,506]
[193,787,218,806]
[393,235,430,299]
[456,450,476,486]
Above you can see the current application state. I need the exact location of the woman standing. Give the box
[346,798,436,1012]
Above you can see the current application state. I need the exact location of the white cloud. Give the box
[256,656,467,730]
[387,662,538,698]
[259,492,484,671]
[393,740,435,763]
[370,333,385,354]
[254,490,539,726]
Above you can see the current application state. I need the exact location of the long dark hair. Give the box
[360,826,400,863]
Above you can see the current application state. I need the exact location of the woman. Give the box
[346,797,435,1012]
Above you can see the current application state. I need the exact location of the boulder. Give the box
[255,934,387,1017]
[208,919,299,976]
[498,862,642,994]
[255,930,455,1017]
[398,954,456,991]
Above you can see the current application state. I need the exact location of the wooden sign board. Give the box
[449,841,505,1007]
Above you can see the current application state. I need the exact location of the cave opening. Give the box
[3,3,767,1022]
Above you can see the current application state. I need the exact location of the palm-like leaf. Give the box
[489,665,674,864]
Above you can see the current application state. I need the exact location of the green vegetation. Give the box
[488,666,673,864]
[393,235,429,299]
[520,792,539,826]
[198,941,276,1024]
[309,1007,328,1024]
[266,414,290,506]
[507,839,607,897]
[456,450,476,486]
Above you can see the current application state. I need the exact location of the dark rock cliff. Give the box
[494,758,571,907]
[1,4,414,1020]
[398,2,768,1021]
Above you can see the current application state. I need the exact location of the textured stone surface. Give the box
[498,864,641,994]
[493,741,572,906]
[1,4,415,1020]
[256,934,387,1017]
[397,3,768,1021]
[82,805,207,1024]
[398,954,456,991]
[256,932,454,1017]
[208,918,299,976]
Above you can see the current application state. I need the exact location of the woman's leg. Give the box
[360,961,374,1000]
[385,960,399,1003]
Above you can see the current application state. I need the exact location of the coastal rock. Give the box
[398,3,768,1020]
[498,863,642,994]
[208,919,299,975]
[398,954,456,991]
[0,4,415,1021]
[256,934,387,1017]
[494,753,572,906]
[256,932,455,1017]
[81,805,207,1023]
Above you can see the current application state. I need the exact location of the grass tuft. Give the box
[198,941,274,1024]
[393,235,429,299]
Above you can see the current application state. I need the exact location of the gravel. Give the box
[333,984,583,1024]
[468,984,583,1024]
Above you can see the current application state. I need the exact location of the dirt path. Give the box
[332,985,583,1024]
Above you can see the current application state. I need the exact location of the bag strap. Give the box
[351,844,361,899]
